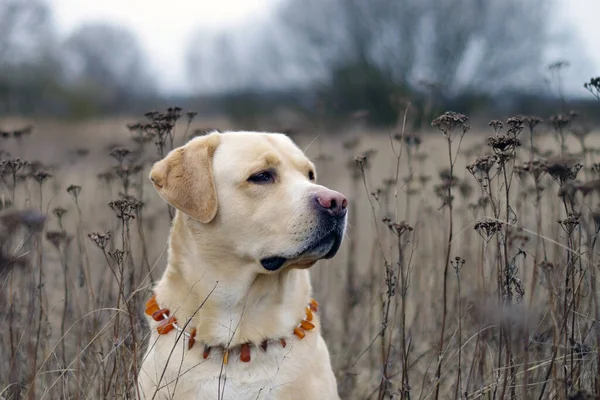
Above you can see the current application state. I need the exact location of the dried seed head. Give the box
[88,231,111,250]
[506,116,524,137]
[370,189,381,201]
[119,195,144,213]
[394,132,422,150]
[382,218,413,237]
[67,185,82,200]
[571,126,591,141]
[431,111,469,138]
[419,175,431,186]
[474,219,503,242]
[451,256,465,273]
[52,207,68,220]
[523,160,547,183]
[523,116,542,131]
[145,111,159,120]
[558,212,581,235]
[46,230,68,249]
[434,169,458,208]
[109,249,124,265]
[549,114,571,131]
[458,181,473,199]
[109,147,132,164]
[489,120,503,133]
[32,171,52,185]
[487,135,520,154]
[108,199,137,221]
[186,111,198,123]
[544,156,583,186]
[127,122,142,132]
[1,158,31,176]
[353,150,376,173]
[584,76,600,100]
[97,169,116,184]
[467,156,497,178]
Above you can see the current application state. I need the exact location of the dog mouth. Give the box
[260,222,345,272]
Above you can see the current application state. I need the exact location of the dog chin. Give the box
[260,230,343,272]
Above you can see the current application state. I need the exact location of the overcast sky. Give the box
[49,0,599,96]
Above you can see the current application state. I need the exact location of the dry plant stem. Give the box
[136,171,154,283]
[30,234,47,399]
[524,184,544,398]
[396,104,412,399]
[344,155,359,349]
[454,270,462,400]
[434,136,456,400]
[74,196,94,302]
[593,265,600,394]
[356,165,391,399]
[466,240,487,394]
[499,158,515,400]
[8,269,18,399]
[397,231,412,399]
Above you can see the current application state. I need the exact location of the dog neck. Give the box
[152,212,314,348]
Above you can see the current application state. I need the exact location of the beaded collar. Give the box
[145,294,319,364]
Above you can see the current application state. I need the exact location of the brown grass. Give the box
[1,106,600,399]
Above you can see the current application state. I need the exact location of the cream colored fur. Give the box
[138,131,343,399]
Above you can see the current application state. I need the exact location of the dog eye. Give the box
[308,170,315,181]
[248,170,275,184]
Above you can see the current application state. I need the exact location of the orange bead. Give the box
[188,328,197,350]
[309,299,319,312]
[156,316,177,335]
[152,308,170,321]
[300,320,315,331]
[240,343,251,362]
[305,307,313,322]
[203,345,211,359]
[145,295,159,316]
[293,327,306,339]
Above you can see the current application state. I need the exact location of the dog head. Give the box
[149,131,347,272]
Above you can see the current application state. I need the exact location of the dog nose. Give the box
[314,190,348,217]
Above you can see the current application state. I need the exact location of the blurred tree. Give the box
[275,0,549,125]
[0,0,64,115]
[187,30,242,94]
[0,0,55,66]
[186,0,551,126]
[63,23,156,106]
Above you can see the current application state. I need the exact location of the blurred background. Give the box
[1,0,598,130]
[3,2,600,398]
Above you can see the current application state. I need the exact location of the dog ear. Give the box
[149,134,221,223]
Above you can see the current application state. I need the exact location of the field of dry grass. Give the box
[2,106,600,399]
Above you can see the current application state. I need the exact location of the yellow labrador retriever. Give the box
[138,131,347,399]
